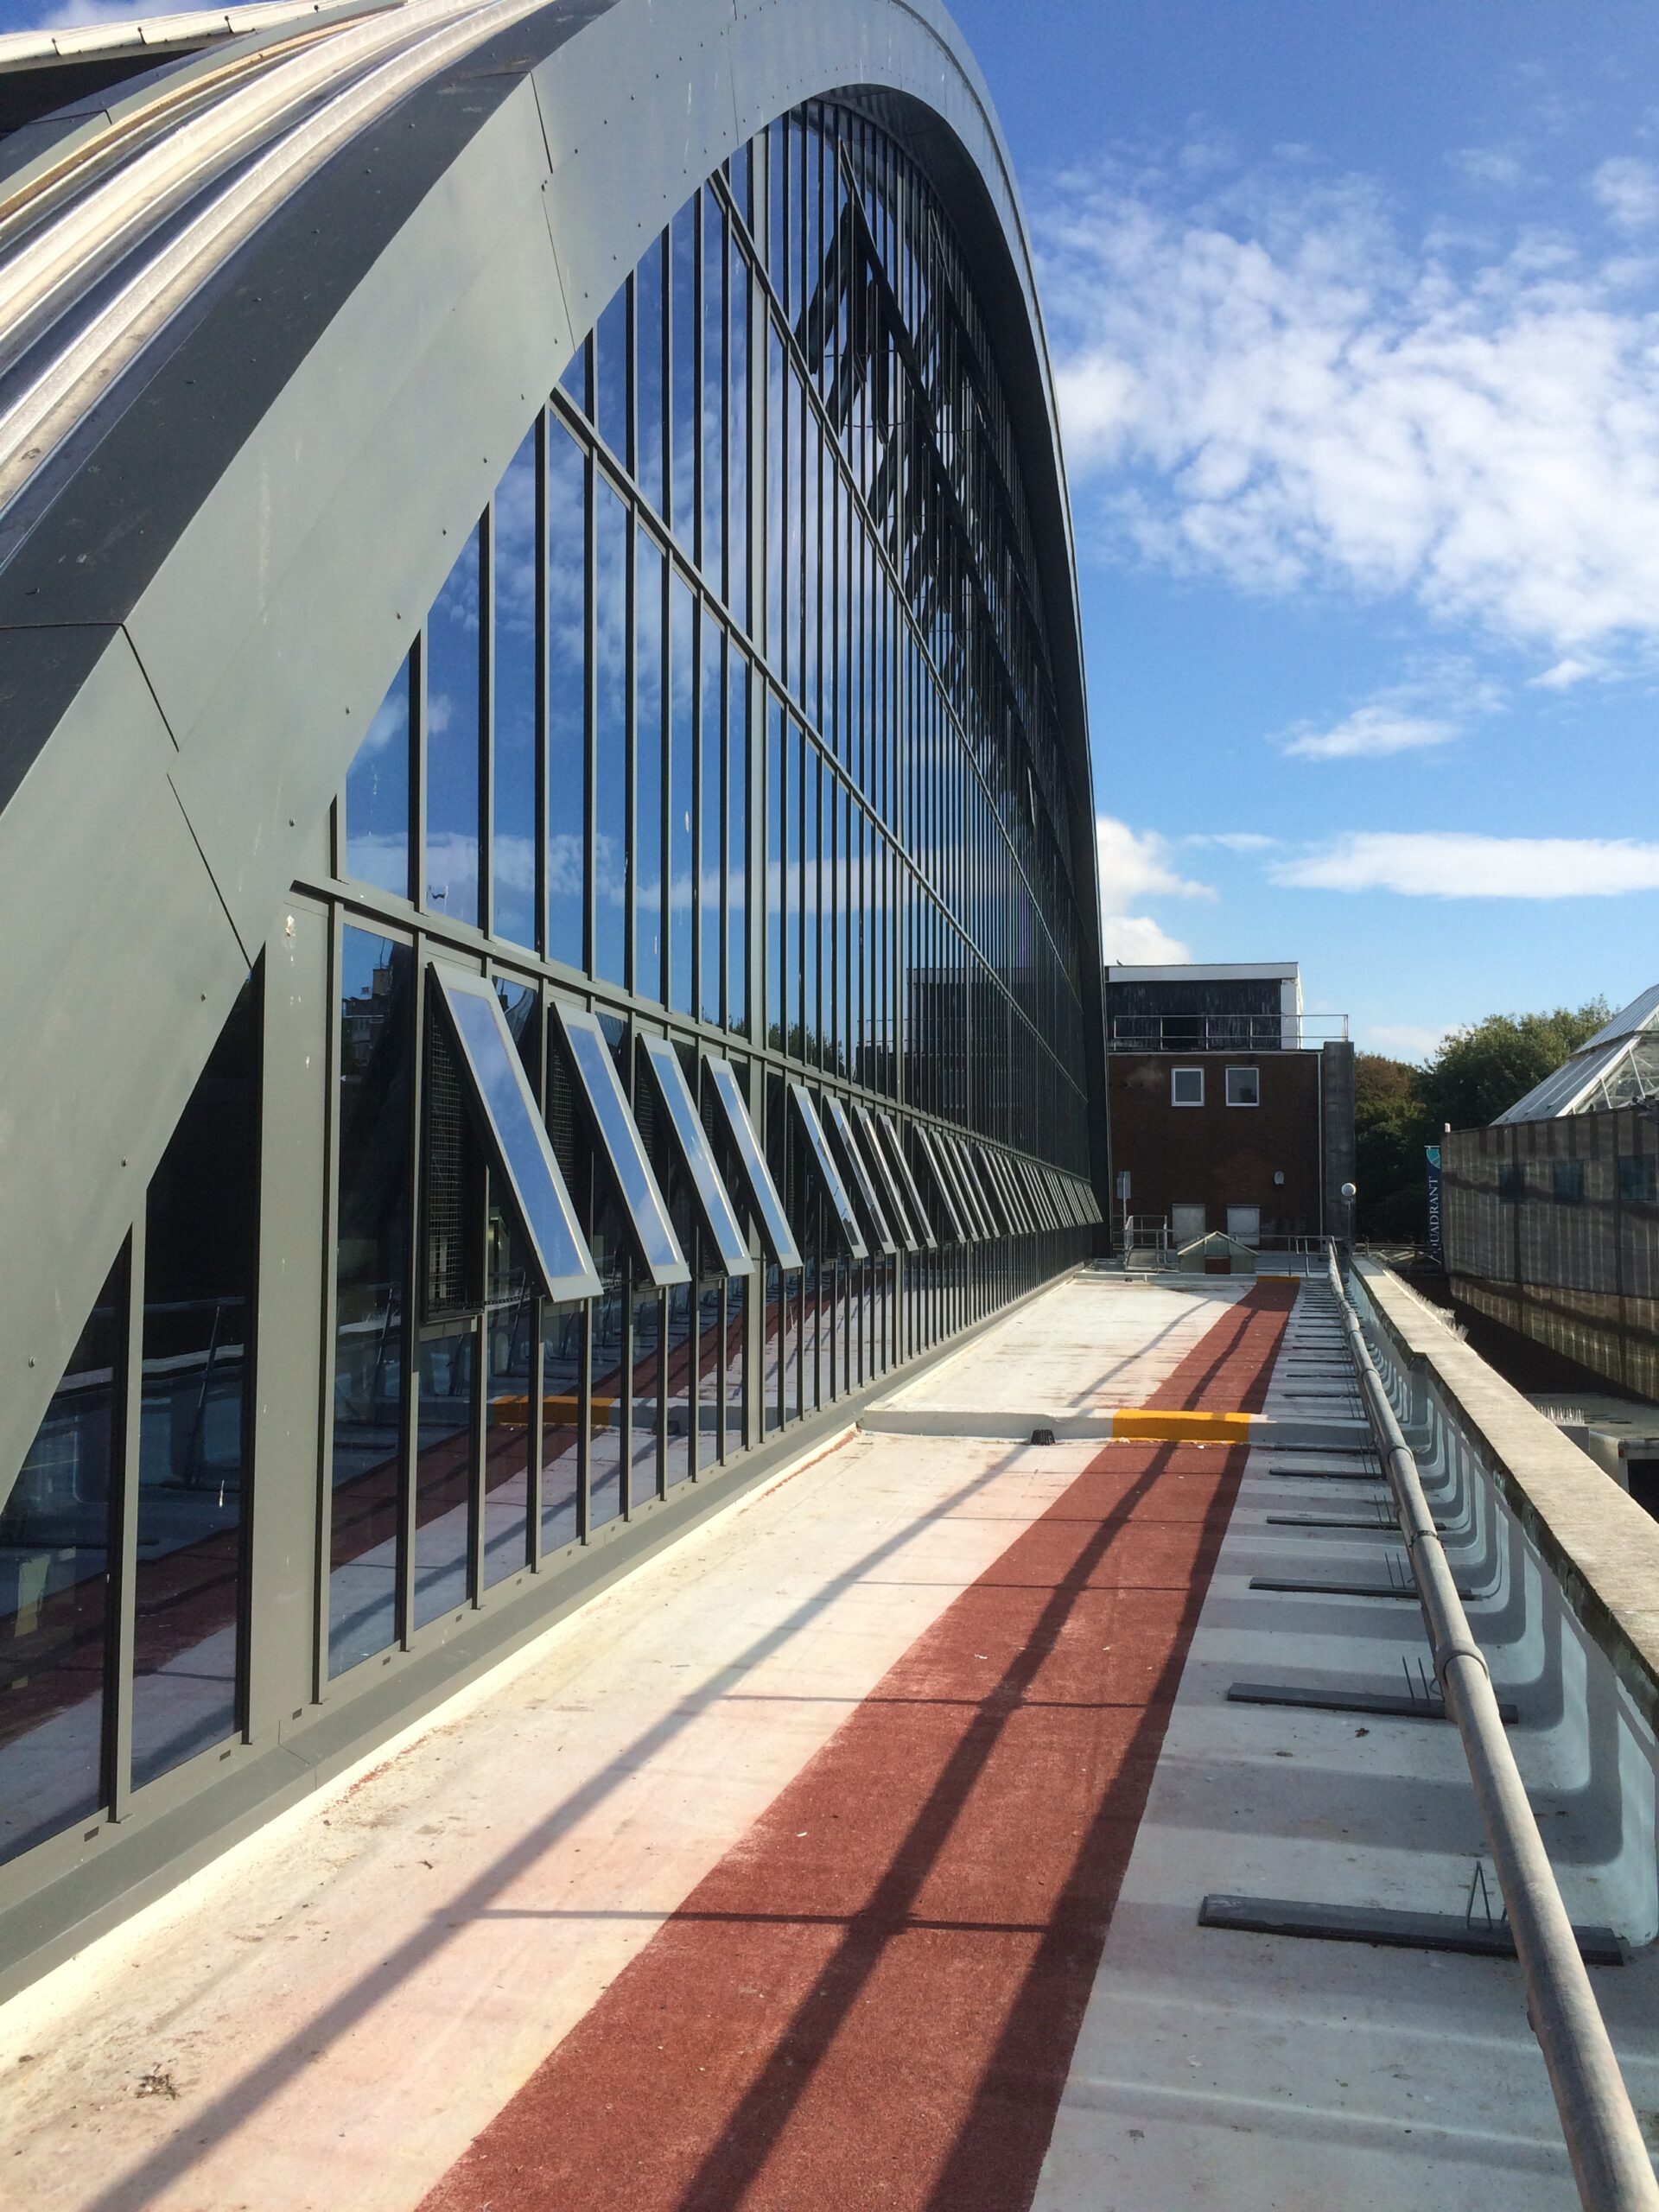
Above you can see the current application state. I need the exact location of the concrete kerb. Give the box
[860,1407,1374,1448]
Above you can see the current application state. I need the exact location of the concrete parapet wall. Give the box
[1357,1257,1659,1942]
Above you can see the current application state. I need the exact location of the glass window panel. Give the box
[548,418,588,968]
[593,474,629,985]
[330,933,412,1676]
[636,235,665,515]
[431,968,601,1302]
[424,520,481,928]
[493,427,539,950]
[552,1005,688,1286]
[639,1037,751,1275]
[912,1123,964,1243]
[412,1319,473,1630]
[132,975,258,1789]
[707,1054,800,1269]
[727,649,749,1034]
[671,198,697,551]
[345,655,412,895]
[0,1253,123,1864]
[669,573,696,1014]
[823,1092,895,1254]
[766,690,783,1048]
[664,1281,692,1490]
[885,1115,938,1256]
[701,188,724,589]
[596,283,629,467]
[631,1289,663,1508]
[699,617,722,1027]
[728,239,749,623]
[766,324,784,664]
[557,332,590,416]
[587,1193,626,1535]
[860,1103,924,1249]
[790,1084,867,1257]
[635,528,664,1002]
[539,1300,582,1554]
[801,741,818,1065]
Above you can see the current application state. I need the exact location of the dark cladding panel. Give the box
[550,1002,689,1287]
[432,969,602,1302]
[639,1036,753,1277]
[790,1084,868,1258]
[706,1056,802,1270]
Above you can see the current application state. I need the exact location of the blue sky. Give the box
[7,0,1657,1057]
[950,0,1659,1056]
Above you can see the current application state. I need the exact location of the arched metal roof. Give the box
[0,0,1104,1490]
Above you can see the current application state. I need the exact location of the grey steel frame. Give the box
[1329,1246,1658,2212]
[0,0,1109,1501]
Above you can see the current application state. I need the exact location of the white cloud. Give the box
[1186,830,1276,850]
[1592,156,1659,234]
[1103,913,1193,963]
[1450,148,1524,190]
[1271,831,1659,898]
[1281,705,1459,760]
[1095,814,1211,963]
[1040,156,1659,663]
[12,0,154,26]
[1365,1021,1449,1060]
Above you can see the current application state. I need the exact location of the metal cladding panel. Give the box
[790,1084,868,1259]
[431,967,602,1303]
[877,1110,938,1249]
[638,1037,753,1278]
[821,1092,895,1255]
[550,1002,689,1287]
[705,1056,802,1271]
[912,1123,965,1244]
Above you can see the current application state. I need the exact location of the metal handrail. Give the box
[1326,1244,1658,2210]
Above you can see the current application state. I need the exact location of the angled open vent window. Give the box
[877,1112,938,1250]
[790,1084,868,1258]
[705,1057,802,1270]
[912,1124,966,1243]
[969,1146,1012,1236]
[853,1103,918,1251]
[823,1094,896,1254]
[429,968,601,1304]
[944,1135,990,1240]
[637,1038,753,1278]
[550,1001,689,1287]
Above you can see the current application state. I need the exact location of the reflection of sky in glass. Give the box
[594,474,627,983]
[636,233,664,515]
[425,523,480,928]
[548,416,587,969]
[669,572,695,1012]
[346,656,410,895]
[709,1056,800,1269]
[555,1007,687,1286]
[635,529,664,1002]
[639,1039,750,1276]
[670,202,696,552]
[700,620,722,1027]
[596,284,628,466]
[702,190,724,589]
[728,649,748,1034]
[493,427,537,948]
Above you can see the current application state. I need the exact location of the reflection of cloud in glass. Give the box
[423,833,480,916]
[360,683,407,756]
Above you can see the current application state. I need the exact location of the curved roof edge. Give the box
[0,0,1104,1487]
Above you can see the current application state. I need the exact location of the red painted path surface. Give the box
[423,1282,1299,2212]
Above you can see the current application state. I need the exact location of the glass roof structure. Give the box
[1496,985,1659,1122]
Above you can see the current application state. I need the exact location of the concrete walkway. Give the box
[3,1273,1654,2210]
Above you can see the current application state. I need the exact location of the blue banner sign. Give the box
[1425,1143,1444,1264]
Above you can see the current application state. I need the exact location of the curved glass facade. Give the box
[0,101,1100,1901]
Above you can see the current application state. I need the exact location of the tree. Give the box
[1414,1000,1610,1135]
[1353,1053,1431,1240]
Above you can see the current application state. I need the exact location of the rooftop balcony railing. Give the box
[1105,1014,1350,1052]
